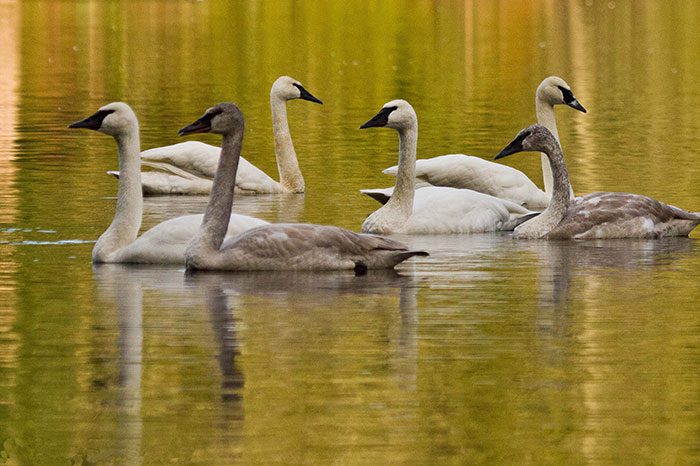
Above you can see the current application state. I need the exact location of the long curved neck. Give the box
[196,129,244,251]
[545,140,571,215]
[535,97,560,196]
[270,96,304,192]
[384,125,417,219]
[94,127,143,261]
[519,137,570,237]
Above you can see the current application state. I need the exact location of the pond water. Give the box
[0,0,699,464]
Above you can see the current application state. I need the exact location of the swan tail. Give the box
[106,170,120,179]
[382,165,399,176]
[391,250,429,265]
[360,188,392,205]
[357,250,428,274]
[501,212,540,231]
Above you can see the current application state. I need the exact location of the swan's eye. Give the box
[514,130,531,145]
[557,85,576,104]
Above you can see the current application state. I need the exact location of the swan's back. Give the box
[140,141,284,194]
[407,187,529,234]
[112,213,269,264]
[204,223,427,271]
[362,186,533,235]
[141,141,221,178]
[139,171,214,195]
[545,192,700,239]
[384,154,550,209]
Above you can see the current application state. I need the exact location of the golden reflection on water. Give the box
[0,0,19,224]
[0,1,20,436]
[0,0,698,463]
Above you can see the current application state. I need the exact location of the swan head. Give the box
[271,76,323,104]
[495,124,558,160]
[536,76,586,113]
[360,99,417,130]
[178,102,244,137]
[68,102,138,137]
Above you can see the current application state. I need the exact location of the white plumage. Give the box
[69,102,267,264]
[383,154,549,209]
[110,76,323,195]
[359,99,534,235]
[178,102,427,272]
[366,76,586,209]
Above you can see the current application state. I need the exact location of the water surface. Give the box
[0,1,699,464]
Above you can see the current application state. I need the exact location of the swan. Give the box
[179,102,428,272]
[359,100,536,235]
[111,76,323,195]
[68,102,268,264]
[364,76,586,209]
[495,125,700,239]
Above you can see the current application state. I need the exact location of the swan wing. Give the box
[548,192,700,239]
[141,141,283,194]
[234,156,286,194]
[384,154,549,209]
[140,171,214,195]
[215,223,427,271]
[110,169,280,196]
[405,187,519,234]
[141,141,221,178]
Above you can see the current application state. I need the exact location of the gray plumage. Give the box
[189,223,427,271]
[180,102,427,272]
[495,125,700,239]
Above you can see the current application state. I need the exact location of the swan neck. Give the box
[531,139,570,235]
[546,140,571,210]
[94,128,143,261]
[385,125,417,217]
[195,131,243,254]
[271,96,304,192]
[535,98,560,196]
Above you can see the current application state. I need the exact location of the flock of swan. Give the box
[68,76,700,272]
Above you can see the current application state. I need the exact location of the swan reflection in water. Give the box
[93,264,421,461]
[184,269,420,391]
[529,238,697,307]
[93,265,145,465]
[510,238,698,340]
[94,264,247,403]
[93,265,247,462]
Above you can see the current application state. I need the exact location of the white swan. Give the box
[359,100,535,235]
[112,76,322,195]
[69,102,268,264]
[495,125,700,239]
[364,76,586,209]
[179,102,427,272]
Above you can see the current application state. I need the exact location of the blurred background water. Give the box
[0,0,698,464]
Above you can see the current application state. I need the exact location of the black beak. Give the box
[566,98,587,113]
[557,85,587,113]
[293,83,323,104]
[495,131,530,160]
[68,109,114,130]
[178,114,214,136]
[360,106,396,129]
